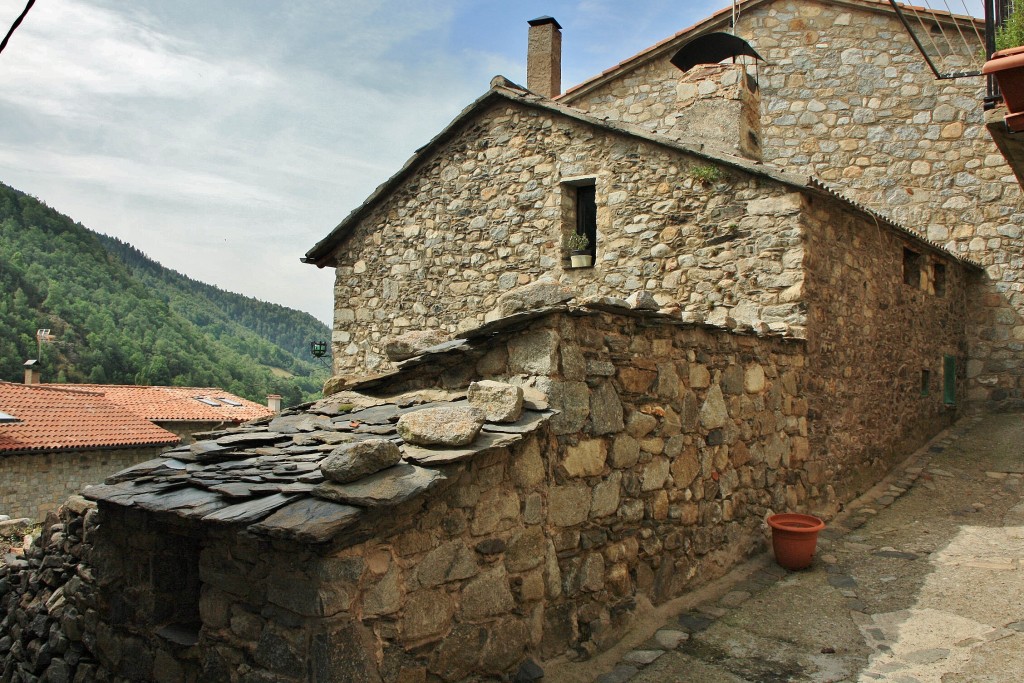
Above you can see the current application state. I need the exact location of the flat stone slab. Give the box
[313,464,445,507]
[342,404,401,425]
[481,410,552,434]
[250,498,362,543]
[83,480,186,506]
[131,486,228,519]
[203,493,296,525]
[402,431,523,466]
[268,413,334,434]
[215,432,286,447]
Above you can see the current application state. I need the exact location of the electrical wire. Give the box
[0,0,35,57]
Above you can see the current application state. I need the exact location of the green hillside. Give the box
[0,182,331,405]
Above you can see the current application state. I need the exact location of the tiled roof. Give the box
[46,384,274,423]
[0,382,179,454]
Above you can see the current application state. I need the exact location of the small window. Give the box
[575,184,597,259]
[562,178,597,267]
[216,397,243,407]
[920,369,930,396]
[943,355,956,405]
[195,397,221,407]
[903,248,921,287]
[933,263,946,296]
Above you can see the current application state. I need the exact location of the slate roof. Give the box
[84,388,554,544]
[302,82,980,271]
[44,384,273,423]
[558,0,984,103]
[0,382,180,454]
[80,297,804,545]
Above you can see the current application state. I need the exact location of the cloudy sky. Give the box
[0,0,984,325]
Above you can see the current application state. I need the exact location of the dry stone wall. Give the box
[801,196,971,497]
[0,447,165,521]
[4,311,815,682]
[561,0,1023,406]
[2,304,974,681]
[330,100,806,375]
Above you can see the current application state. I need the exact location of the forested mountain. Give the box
[0,182,331,405]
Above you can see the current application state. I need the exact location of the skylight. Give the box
[194,397,222,407]
[0,410,20,423]
[216,397,243,407]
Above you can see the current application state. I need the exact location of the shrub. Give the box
[690,164,725,184]
[997,1,1024,51]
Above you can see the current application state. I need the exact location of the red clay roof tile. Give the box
[0,382,179,454]
[55,384,274,423]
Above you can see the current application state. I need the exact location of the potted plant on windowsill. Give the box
[567,232,593,268]
[984,2,1024,131]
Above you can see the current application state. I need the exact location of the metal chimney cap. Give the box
[528,16,562,29]
[23,359,40,367]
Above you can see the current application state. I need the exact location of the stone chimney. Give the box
[671,64,762,161]
[267,394,282,413]
[527,16,562,98]
[23,359,41,385]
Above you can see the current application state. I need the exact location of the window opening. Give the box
[933,262,946,296]
[903,248,921,288]
[575,183,597,260]
[921,369,931,396]
[153,533,202,646]
[943,355,956,405]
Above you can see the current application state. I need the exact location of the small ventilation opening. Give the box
[933,262,946,296]
[903,248,921,287]
[153,533,202,646]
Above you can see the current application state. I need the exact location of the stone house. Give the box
[0,1,1011,681]
[305,0,1022,409]
[0,380,273,520]
[0,381,179,520]
[54,384,276,443]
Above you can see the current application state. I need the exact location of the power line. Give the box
[0,0,36,57]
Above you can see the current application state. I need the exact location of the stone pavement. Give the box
[548,412,1024,683]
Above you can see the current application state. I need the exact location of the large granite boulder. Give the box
[320,438,403,484]
[494,278,574,317]
[397,406,486,447]
[384,330,449,362]
[467,381,523,423]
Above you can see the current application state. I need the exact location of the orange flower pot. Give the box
[767,513,825,570]
[983,46,1024,132]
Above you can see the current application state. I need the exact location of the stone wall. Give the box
[2,303,973,681]
[0,446,166,521]
[560,0,1023,407]
[800,195,972,498]
[330,99,806,374]
[0,498,103,683]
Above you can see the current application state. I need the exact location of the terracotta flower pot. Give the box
[767,513,825,571]
[983,46,1024,132]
